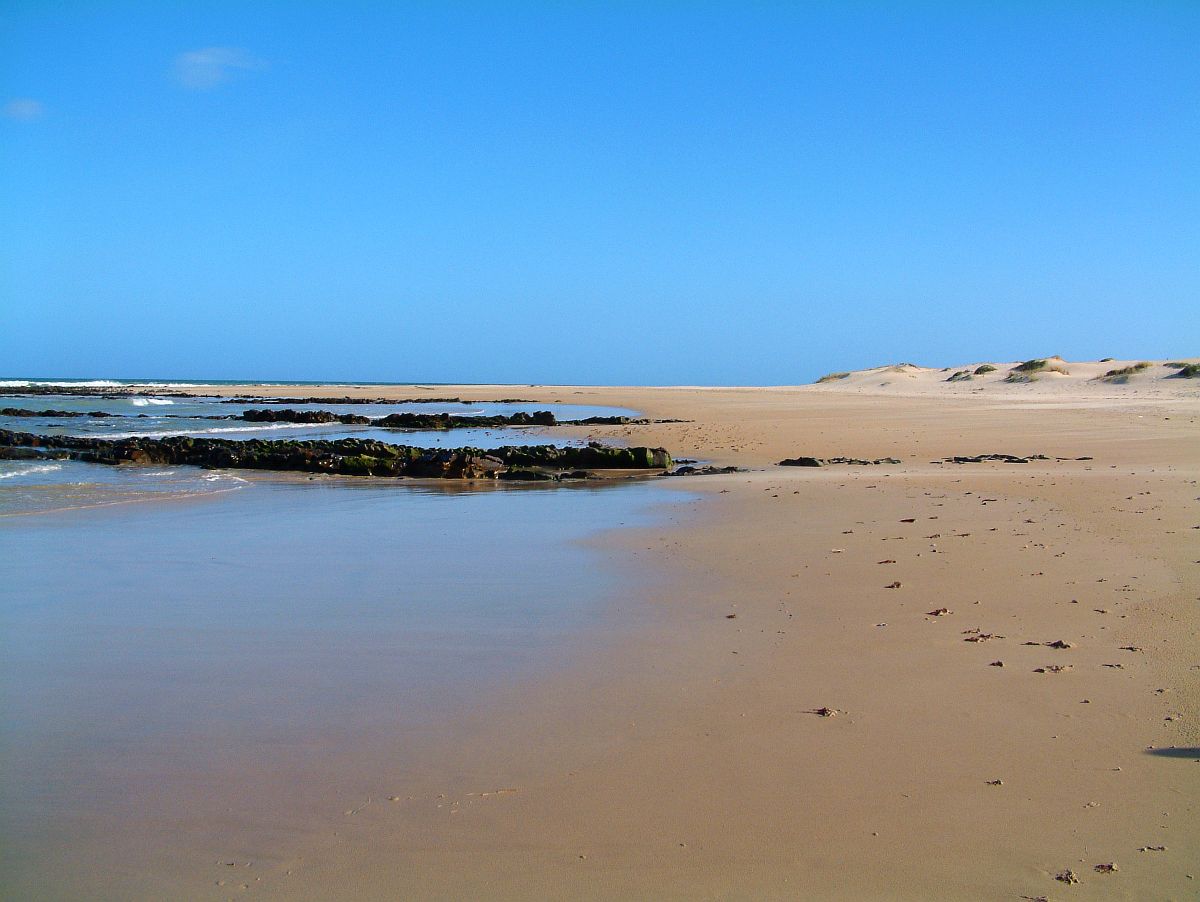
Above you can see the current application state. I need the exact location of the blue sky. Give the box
[1,2,1196,384]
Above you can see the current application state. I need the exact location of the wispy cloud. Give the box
[174,47,265,90]
[4,98,45,120]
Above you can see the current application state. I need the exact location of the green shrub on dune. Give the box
[1012,358,1048,372]
[816,371,851,383]
[1100,362,1152,381]
[1097,361,1198,382]
[1009,358,1069,379]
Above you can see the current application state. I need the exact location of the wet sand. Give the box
[7,362,1200,899]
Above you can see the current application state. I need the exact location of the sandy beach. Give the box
[45,358,1188,901]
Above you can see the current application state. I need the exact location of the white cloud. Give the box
[4,98,44,120]
[174,47,265,90]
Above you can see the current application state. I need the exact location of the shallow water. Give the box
[0,468,678,898]
[0,459,250,516]
[0,391,644,517]
[0,393,638,447]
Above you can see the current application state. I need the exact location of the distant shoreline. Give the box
[4,354,1197,397]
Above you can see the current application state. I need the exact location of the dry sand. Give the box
[68,360,1200,899]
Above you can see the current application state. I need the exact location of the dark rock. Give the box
[240,408,371,425]
[779,456,824,467]
[0,445,70,460]
[1,407,106,418]
[498,469,557,481]
[779,456,900,467]
[565,415,632,425]
[225,395,545,405]
[223,395,470,405]
[233,408,574,429]
[0,386,200,399]
[552,416,689,426]
[374,410,557,429]
[0,429,671,481]
[935,453,1055,464]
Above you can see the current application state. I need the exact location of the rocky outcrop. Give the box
[779,456,901,467]
[0,445,71,460]
[235,409,683,429]
[0,429,672,480]
[3,405,687,432]
[567,415,635,425]
[664,465,743,476]
[566,417,691,427]
[779,456,824,467]
[223,395,477,405]
[1,408,116,418]
[240,408,371,425]
[237,408,554,428]
[223,396,542,405]
[373,410,556,429]
[934,454,1093,464]
[936,453,1047,464]
[0,385,544,404]
[0,405,618,431]
[0,386,198,399]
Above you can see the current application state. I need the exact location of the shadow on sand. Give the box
[1145,747,1200,759]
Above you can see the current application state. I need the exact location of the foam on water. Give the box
[130,397,175,406]
[0,459,250,515]
[0,379,125,387]
[199,472,248,483]
[0,462,63,480]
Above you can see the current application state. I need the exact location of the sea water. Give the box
[0,395,678,898]
[0,391,638,448]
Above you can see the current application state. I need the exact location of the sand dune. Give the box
[811,356,1199,397]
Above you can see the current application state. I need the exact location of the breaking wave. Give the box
[0,463,64,480]
[0,380,125,388]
